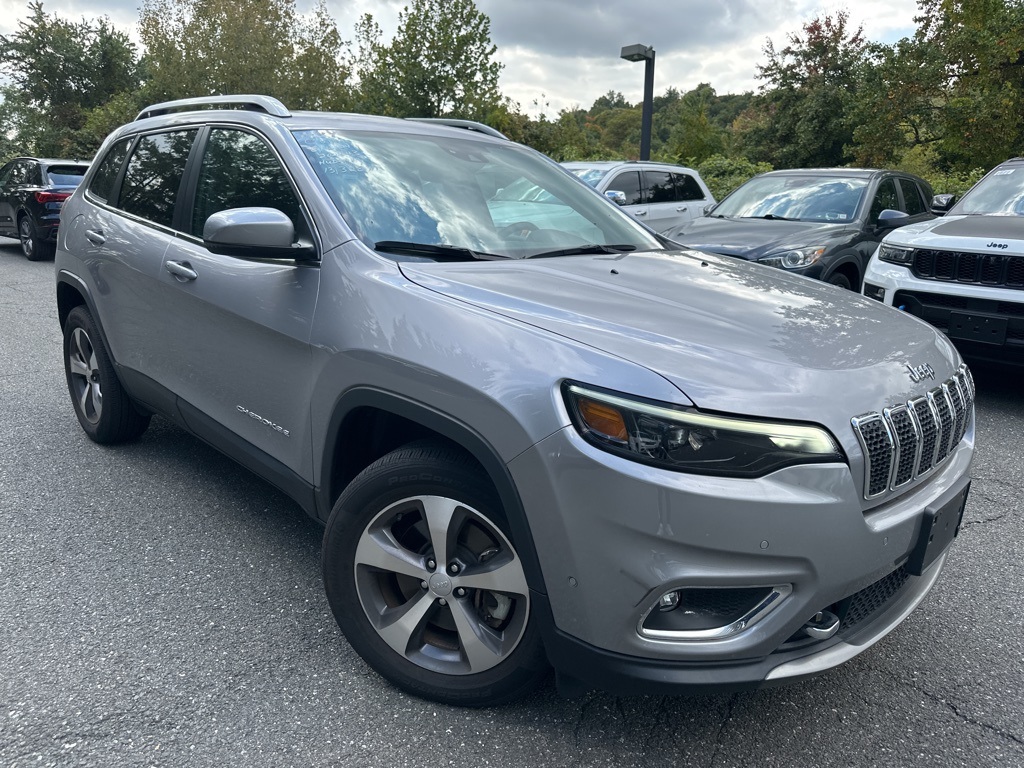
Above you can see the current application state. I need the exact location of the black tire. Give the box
[826,271,853,290]
[63,306,151,444]
[18,216,51,261]
[322,440,548,706]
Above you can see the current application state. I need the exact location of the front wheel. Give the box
[322,441,547,706]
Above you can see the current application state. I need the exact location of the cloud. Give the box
[1,0,921,116]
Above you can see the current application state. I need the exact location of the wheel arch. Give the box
[822,254,862,290]
[317,387,548,595]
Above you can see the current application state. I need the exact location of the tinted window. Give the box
[870,178,900,222]
[46,166,87,186]
[673,173,706,201]
[191,129,304,239]
[6,161,31,187]
[608,171,643,205]
[646,171,675,204]
[25,163,43,186]
[89,139,132,203]
[119,131,197,228]
[899,179,926,216]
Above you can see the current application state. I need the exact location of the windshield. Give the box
[293,130,663,259]
[565,167,609,188]
[950,165,1024,216]
[713,175,869,222]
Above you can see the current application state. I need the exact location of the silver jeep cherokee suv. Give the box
[56,96,974,706]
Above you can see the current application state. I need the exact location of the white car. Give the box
[562,161,714,234]
[863,156,1024,366]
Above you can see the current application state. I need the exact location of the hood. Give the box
[399,249,960,427]
[670,217,851,260]
[888,214,1024,251]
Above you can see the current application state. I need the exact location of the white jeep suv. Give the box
[863,157,1024,365]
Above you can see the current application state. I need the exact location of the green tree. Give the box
[351,0,502,119]
[0,1,141,157]
[138,0,349,109]
[737,12,866,168]
[917,0,1024,170]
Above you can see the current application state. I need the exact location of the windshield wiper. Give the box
[742,214,798,221]
[525,244,639,259]
[374,241,508,261]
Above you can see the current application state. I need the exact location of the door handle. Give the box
[632,210,647,216]
[85,229,106,245]
[165,260,198,281]
[675,206,688,213]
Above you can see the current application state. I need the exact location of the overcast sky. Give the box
[0,0,922,115]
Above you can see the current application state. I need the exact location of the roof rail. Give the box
[135,95,291,122]
[405,118,509,140]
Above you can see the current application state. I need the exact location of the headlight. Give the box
[563,383,844,478]
[877,244,914,264]
[757,246,826,269]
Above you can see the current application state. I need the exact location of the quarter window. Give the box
[673,173,706,201]
[191,129,305,240]
[118,131,198,228]
[89,139,132,203]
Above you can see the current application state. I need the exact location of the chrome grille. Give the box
[852,365,974,499]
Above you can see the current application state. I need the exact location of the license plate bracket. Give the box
[906,483,969,576]
[948,312,1007,344]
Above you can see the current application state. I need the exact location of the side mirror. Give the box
[930,193,956,215]
[203,207,315,259]
[605,190,627,206]
[876,208,910,230]
[703,202,717,216]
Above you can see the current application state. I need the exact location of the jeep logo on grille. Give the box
[987,241,1009,249]
[906,363,936,383]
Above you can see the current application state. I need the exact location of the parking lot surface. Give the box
[2,239,1023,767]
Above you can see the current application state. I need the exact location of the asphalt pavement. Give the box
[2,238,1022,767]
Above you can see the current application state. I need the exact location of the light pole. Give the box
[620,43,655,161]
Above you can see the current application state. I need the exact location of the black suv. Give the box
[665,168,935,290]
[0,157,90,260]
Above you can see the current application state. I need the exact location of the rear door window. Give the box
[118,130,198,228]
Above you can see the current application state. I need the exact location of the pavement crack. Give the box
[961,512,1009,529]
[707,693,738,767]
[911,682,1024,747]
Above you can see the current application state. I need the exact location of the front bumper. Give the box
[509,420,972,692]
[863,260,1024,364]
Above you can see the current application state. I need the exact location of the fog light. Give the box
[863,283,885,302]
[658,591,681,611]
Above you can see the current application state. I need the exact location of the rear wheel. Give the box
[19,217,50,261]
[63,306,151,443]
[322,441,547,706]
